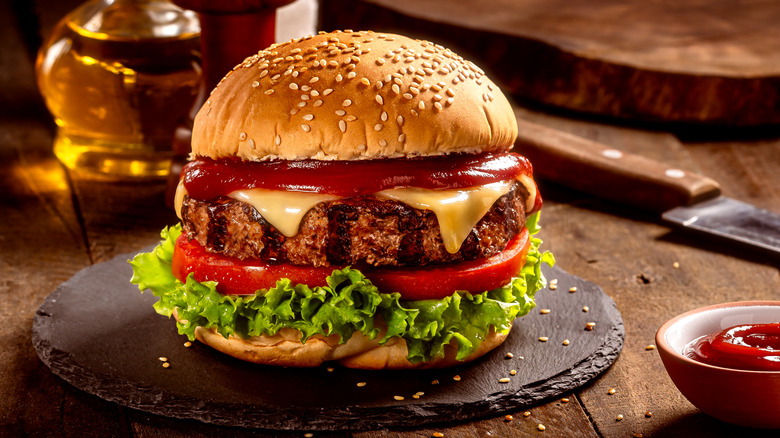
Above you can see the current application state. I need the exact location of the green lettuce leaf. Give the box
[129,213,554,364]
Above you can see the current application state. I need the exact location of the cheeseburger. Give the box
[131,30,554,369]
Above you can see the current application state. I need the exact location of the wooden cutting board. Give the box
[321,0,780,126]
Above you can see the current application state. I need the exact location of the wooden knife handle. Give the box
[514,118,722,213]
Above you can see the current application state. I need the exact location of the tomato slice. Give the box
[171,228,530,300]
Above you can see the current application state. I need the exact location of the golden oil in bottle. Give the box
[36,0,201,179]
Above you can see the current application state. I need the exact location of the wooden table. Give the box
[3,1,779,436]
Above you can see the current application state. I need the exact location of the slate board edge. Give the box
[32,252,624,431]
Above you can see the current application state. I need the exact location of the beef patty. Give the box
[180,181,529,268]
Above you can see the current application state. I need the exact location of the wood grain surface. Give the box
[2,0,780,437]
[320,0,780,126]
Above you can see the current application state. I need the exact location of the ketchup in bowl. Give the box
[683,323,780,371]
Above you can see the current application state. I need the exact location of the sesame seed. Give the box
[264,89,275,95]
[291,108,300,115]
[411,109,419,117]
[446,88,455,97]
[645,345,656,351]
[347,71,356,79]
[162,362,170,368]
[397,115,404,125]
[328,60,338,67]
[376,95,384,105]
[394,395,404,401]
[433,94,443,101]
[562,398,570,403]
[381,111,388,121]
[356,382,366,387]
[251,80,260,88]
[183,341,192,347]
[538,337,549,342]
[375,81,383,89]
[499,377,511,383]
[158,357,167,362]
[506,352,514,359]
[391,84,400,94]
[342,99,352,106]
[275,135,281,145]
[540,309,551,314]
[608,388,616,395]
[505,415,513,421]
[583,306,590,312]
[616,414,624,421]
[374,123,383,131]
[289,83,299,90]
[563,339,570,345]
[335,73,343,81]
[510,369,517,375]
[310,89,320,97]
[313,100,323,107]
[297,101,307,108]
[673,261,680,268]
[360,77,371,86]
[398,134,406,142]
[446,97,454,106]
[335,109,346,116]
[259,70,268,78]
[453,375,461,381]
[301,95,310,101]
[403,93,413,100]
[434,102,442,112]
[339,120,346,132]
[323,88,333,95]
[524,411,531,417]
[432,433,444,438]
[309,77,319,83]
[410,86,420,95]
[301,124,311,132]
[537,424,546,431]
[418,101,426,110]
[302,114,314,121]
[569,286,578,293]
[345,115,357,121]
[376,58,385,65]
[379,139,387,147]
[239,132,247,141]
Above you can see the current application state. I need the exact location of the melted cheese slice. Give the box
[377,181,513,254]
[228,189,340,237]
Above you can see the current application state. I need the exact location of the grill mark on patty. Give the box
[181,181,529,268]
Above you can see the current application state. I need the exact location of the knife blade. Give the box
[513,118,780,255]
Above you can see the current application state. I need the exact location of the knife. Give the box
[513,118,780,255]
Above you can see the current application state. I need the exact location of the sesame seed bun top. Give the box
[191,30,518,161]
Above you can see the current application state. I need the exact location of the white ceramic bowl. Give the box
[656,301,780,429]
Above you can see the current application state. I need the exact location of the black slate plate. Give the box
[32,248,623,431]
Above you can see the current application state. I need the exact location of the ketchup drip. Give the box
[684,323,780,371]
[182,152,540,212]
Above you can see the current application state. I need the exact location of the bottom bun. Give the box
[183,311,509,369]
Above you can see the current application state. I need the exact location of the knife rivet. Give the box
[665,168,686,178]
